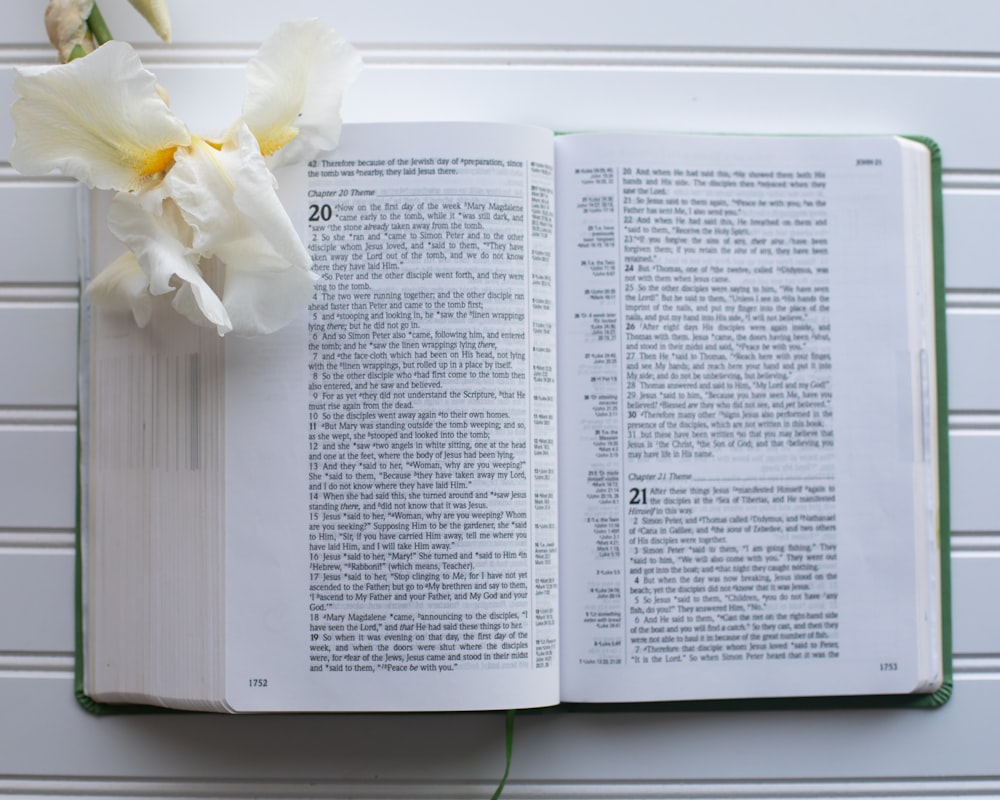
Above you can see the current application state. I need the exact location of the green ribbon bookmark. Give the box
[490,709,516,800]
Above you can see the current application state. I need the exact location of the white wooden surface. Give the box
[3,1,1000,797]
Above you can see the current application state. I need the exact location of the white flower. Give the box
[9,19,359,336]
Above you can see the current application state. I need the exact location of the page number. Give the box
[248,677,269,688]
[879,662,898,672]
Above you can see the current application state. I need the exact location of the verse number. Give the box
[879,662,898,672]
[248,677,269,688]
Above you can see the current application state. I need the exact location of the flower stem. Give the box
[87,2,114,45]
[67,44,87,61]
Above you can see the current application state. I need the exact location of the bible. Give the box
[79,122,950,712]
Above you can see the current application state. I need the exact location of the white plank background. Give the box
[3,1,1000,797]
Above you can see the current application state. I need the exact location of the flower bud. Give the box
[44,0,96,62]
[127,0,172,43]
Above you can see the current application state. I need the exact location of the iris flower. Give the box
[9,19,360,335]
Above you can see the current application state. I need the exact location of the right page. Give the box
[556,133,942,703]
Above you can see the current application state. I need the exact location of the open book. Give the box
[80,123,950,712]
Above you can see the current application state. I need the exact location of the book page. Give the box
[223,123,559,711]
[555,133,937,703]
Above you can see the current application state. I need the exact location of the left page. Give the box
[223,123,559,711]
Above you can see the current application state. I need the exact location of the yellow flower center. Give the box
[128,145,178,178]
[256,126,299,158]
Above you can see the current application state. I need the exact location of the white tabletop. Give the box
[2,2,999,797]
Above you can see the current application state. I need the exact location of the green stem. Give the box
[67,44,87,62]
[490,710,516,800]
[87,2,113,45]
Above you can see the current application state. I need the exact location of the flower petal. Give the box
[108,190,233,335]
[86,251,153,327]
[162,127,316,335]
[165,126,311,270]
[220,248,316,336]
[9,40,190,190]
[240,19,361,169]
[228,124,312,269]
[160,139,245,254]
[170,268,232,333]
